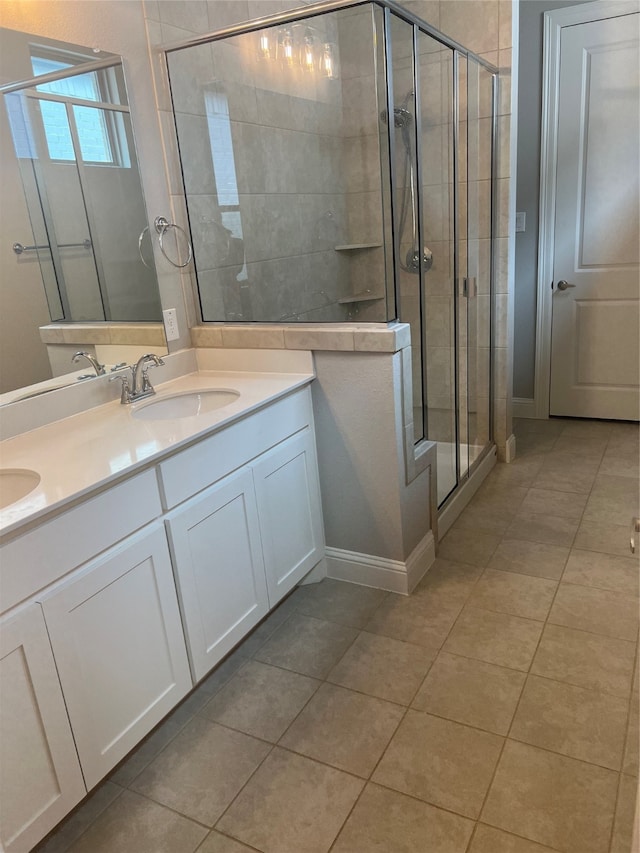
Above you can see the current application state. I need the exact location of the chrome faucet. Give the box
[72,351,105,376]
[110,353,165,404]
[131,353,164,396]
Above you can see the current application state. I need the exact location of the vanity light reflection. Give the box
[256,25,339,77]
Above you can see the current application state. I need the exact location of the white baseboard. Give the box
[325,531,436,595]
[513,397,537,419]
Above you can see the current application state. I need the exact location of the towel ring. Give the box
[154,216,192,269]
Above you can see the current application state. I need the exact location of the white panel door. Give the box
[251,429,324,605]
[0,605,85,852]
[40,524,192,790]
[550,12,640,419]
[166,467,269,683]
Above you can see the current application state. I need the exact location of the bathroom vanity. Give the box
[0,363,325,852]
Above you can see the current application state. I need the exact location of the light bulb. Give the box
[258,31,271,61]
[279,29,294,67]
[319,42,339,80]
[300,30,315,72]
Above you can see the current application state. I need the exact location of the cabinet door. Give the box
[40,524,191,790]
[166,467,269,683]
[0,605,85,853]
[252,429,324,605]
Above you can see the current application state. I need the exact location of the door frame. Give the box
[532,0,640,419]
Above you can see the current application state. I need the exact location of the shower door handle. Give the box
[631,517,640,554]
[462,277,477,298]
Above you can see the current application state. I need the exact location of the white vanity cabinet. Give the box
[0,604,85,853]
[0,379,325,849]
[251,428,324,603]
[166,468,270,682]
[38,524,192,790]
[163,389,325,683]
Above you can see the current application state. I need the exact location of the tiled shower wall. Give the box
[166,14,349,323]
[147,1,395,325]
[337,5,389,320]
[143,0,514,458]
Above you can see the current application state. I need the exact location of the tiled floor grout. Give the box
[511,421,638,853]
[35,418,639,853]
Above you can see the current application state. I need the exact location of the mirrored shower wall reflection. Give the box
[165,1,497,506]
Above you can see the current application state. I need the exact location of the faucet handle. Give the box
[140,354,164,393]
[109,370,132,404]
[140,353,165,368]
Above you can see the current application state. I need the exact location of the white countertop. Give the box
[0,369,314,539]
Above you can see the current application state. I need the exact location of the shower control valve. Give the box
[405,246,433,273]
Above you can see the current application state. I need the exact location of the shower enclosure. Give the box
[163,0,497,509]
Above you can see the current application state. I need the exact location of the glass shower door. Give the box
[447,51,494,506]
[465,59,494,475]
[417,31,456,503]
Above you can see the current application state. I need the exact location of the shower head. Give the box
[380,90,415,128]
[380,105,413,128]
[393,106,413,127]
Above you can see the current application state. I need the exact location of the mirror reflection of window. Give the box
[205,88,246,281]
[28,53,130,167]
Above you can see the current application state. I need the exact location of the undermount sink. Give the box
[131,388,240,421]
[0,468,41,509]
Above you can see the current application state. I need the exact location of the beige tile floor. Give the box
[36,418,639,853]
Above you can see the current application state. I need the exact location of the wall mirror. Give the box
[0,26,166,402]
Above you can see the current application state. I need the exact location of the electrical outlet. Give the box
[163,308,179,342]
[515,212,526,233]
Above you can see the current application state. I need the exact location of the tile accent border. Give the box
[325,531,436,595]
[39,323,166,346]
[191,322,412,354]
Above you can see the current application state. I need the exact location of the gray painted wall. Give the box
[514,0,592,399]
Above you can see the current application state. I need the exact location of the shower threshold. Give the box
[436,441,485,505]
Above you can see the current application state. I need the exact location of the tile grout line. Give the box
[102,595,363,849]
[207,602,380,853]
[510,426,633,851]
[466,428,604,849]
[36,421,638,853]
[609,638,640,853]
[298,591,422,853]
[33,782,128,853]
[206,649,350,844]
[327,578,471,851]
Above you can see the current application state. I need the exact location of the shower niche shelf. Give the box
[334,243,383,251]
[338,291,384,304]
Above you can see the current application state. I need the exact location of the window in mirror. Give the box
[1,27,166,400]
[204,88,247,292]
[29,53,128,166]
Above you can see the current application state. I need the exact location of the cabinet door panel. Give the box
[166,468,269,683]
[40,525,191,789]
[0,606,85,852]
[252,429,324,604]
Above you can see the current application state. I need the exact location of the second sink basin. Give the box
[0,468,41,509]
[131,388,240,421]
